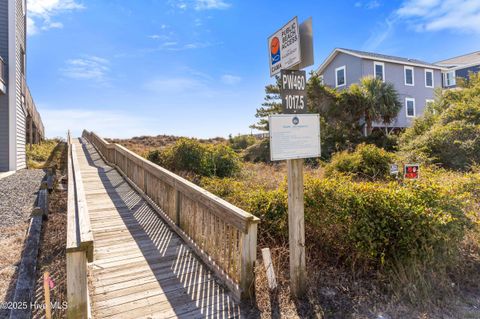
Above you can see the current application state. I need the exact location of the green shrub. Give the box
[400,73,480,170]
[146,138,240,177]
[325,143,394,180]
[203,173,474,270]
[243,139,270,163]
[146,149,162,165]
[304,176,470,268]
[228,134,256,150]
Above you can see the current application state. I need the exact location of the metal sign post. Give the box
[267,17,315,298]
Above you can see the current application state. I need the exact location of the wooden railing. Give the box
[22,74,45,140]
[82,130,260,300]
[66,131,93,318]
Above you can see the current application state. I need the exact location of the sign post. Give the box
[267,16,314,298]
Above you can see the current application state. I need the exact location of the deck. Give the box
[73,138,243,318]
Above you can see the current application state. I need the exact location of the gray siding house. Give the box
[0,0,44,172]
[436,51,480,88]
[317,48,443,130]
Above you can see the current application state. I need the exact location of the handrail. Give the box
[82,130,260,301]
[66,131,93,318]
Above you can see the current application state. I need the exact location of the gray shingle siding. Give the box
[320,52,441,128]
[456,65,480,79]
[15,0,26,169]
[0,0,9,171]
[0,0,27,171]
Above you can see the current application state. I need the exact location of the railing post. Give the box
[66,251,88,319]
[240,220,258,301]
[175,190,182,227]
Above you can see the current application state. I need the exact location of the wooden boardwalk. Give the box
[73,138,244,319]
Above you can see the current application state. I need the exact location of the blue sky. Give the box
[27,0,480,139]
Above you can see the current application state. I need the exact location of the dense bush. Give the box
[228,134,256,150]
[400,74,480,170]
[146,138,240,177]
[243,139,271,163]
[324,143,395,180]
[202,173,475,270]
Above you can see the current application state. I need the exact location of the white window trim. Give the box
[373,61,385,82]
[406,98,416,117]
[335,65,346,88]
[425,69,434,88]
[404,66,414,86]
[319,74,324,85]
[443,71,456,87]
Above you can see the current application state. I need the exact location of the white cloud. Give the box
[61,56,110,82]
[355,0,381,9]
[144,77,205,93]
[221,74,241,85]
[397,0,480,33]
[168,0,230,11]
[27,0,84,35]
[195,0,230,10]
[40,108,154,139]
[362,14,398,50]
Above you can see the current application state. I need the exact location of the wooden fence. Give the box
[66,132,93,319]
[82,130,260,300]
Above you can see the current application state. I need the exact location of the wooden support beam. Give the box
[287,158,306,297]
[66,251,88,319]
[240,221,258,300]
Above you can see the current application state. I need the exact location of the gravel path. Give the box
[0,169,45,232]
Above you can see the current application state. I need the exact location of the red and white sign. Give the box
[404,164,419,179]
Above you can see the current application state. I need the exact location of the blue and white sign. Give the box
[269,114,321,161]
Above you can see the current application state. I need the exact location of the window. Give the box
[373,61,385,82]
[425,69,434,88]
[406,98,415,117]
[404,66,414,86]
[443,71,456,87]
[335,66,346,87]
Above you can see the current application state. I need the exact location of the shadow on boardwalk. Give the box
[79,139,259,318]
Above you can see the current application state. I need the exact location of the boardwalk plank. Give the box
[72,139,241,319]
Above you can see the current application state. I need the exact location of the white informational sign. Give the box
[268,17,301,77]
[269,114,321,161]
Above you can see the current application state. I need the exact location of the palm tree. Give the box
[349,76,402,135]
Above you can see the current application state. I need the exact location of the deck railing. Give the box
[82,130,260,300]
[22,74,45,140]
[66,132,93,318]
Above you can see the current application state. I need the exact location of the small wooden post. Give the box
[261,248,277,290]
[43,272,52,319]
[240,221,258,300]
[287,158,306,297]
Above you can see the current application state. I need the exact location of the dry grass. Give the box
[32,189,68,319]
[0,223,29,304]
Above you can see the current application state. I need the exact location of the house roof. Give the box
[317,48,445,74]
[435,51,480,69]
